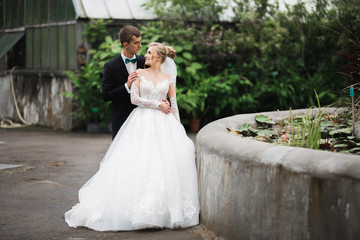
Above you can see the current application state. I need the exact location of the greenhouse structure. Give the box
[0,0,153,130]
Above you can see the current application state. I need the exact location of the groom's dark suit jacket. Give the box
[102,55,145,139]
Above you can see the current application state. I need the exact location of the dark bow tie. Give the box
[125,57,137,64]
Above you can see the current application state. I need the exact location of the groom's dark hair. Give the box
[119,25,141,46]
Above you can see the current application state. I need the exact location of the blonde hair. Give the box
[149,42,176,63]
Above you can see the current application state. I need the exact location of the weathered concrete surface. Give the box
[0,75,14,118]
[196,108,360,240]
[0,71,73,130]
[355,123,360,140]
[0,127,218,240]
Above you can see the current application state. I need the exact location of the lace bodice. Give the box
[131,75,180,122]
[139,76,169,102]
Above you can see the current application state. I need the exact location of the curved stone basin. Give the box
[196,108,360,240]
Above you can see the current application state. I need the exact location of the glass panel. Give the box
[56,0,75,21]
[4,0,10,28]
[58,25,66,69]
[49,0,75,23]
[49,0,58,22]
[81,0,109,19]
[26,0,34,25]
[41,0,48,23]
[107,0,132,19]
[33,28,41,68]
[49,26,58,69]
[6,0,24,28]
[5,0,17,28]
[0,33,3,69]
[0,32,24,58]
[41,27,48,68]
[67,0,76,20]
[18,0,25,27]
[67,24,76,69]
[33,0,41,25]
[26,29,33,68]
[58,0,67,22]
[0,2,3,30]
[12,0,19,27]
[130,0,154,19]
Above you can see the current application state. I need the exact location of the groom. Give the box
[102,25,145,139]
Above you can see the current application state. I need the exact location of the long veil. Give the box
[161,57,180,121]
[161,57,177,86]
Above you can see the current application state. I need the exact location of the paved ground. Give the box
[0,126,219,240]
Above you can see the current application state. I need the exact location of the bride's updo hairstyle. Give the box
[149,42,176,63]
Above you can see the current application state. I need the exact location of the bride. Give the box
[64,42,200,231]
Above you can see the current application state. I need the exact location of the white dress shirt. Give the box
[121,53,137,93]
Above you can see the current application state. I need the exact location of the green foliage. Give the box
[82,18,113,48]
[139,21,210,120]
[331,0,360,122]
[255,115,276,125]
[227,92,360,154]
[279,92,324,149]
[66,0,360,129]
[139,21,205,81]
[64,36,122,126]
[64,19,117,127]
[64,65,110,126]
[143,0,228,21]
[142,0,357,125]
[204,69,256,118]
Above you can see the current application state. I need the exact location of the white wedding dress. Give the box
[64,73,200,231]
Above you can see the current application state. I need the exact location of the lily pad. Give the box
[255,115,275,125]
[239,123,251,131]
[329,127,352,136]
[227,110,360,155]
[239,128,258,137]
[320,121,334,127]
[339,149,351,153]
[256,129,276,137]
[334,143,348,148]
[350,147,360,152]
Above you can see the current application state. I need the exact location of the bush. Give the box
[141,0,355,124]
[66,1,360,128]
[64,35,122,127]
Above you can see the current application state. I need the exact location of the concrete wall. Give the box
[0,71,73,130]
[196,108,360,240]
[0,75,14,118]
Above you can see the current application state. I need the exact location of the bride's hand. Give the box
[158,102,171,114]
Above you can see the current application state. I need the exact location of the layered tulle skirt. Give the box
[65,107,199,231]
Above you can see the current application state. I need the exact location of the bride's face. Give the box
[145,46,161,66]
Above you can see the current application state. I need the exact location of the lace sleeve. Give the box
[131,81,161,109]
[169,76,180,122]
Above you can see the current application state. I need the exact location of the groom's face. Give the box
[125,35,142,56]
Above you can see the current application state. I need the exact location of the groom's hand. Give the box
[162,99,170,108]
[160,99,171,114]
[127,72,138,88]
